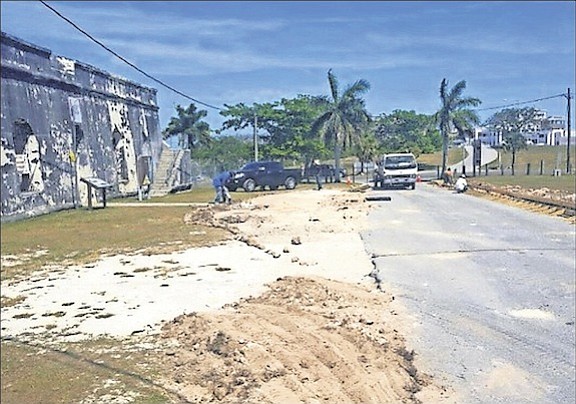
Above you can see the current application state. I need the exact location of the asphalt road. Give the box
[361,183,575,403]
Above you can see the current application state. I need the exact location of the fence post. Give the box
[485,165,488,176]
[540,160,544,175]
[500,164,504,175]
[526,163,531,175]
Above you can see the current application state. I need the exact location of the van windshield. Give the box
[384,156,417,169]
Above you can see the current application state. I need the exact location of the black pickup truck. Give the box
[227,161,302,192]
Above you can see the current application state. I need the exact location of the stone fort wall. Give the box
[1,32,163,221]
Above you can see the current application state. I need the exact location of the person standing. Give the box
[443,167,454,186]
[315,167,323,190]
[311,160,323,190]
[212,171,233,204]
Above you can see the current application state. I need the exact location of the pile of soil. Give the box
[159,276,445,403]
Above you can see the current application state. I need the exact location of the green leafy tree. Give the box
[484,107,538,175]
[163,103,211,150]
[260,96,329,166]
[437,79,481,174]
[374,110,440,156]
[220,102,275,161]
[192,135,252,174]
[311,69,371,182]
[220,96,328,167]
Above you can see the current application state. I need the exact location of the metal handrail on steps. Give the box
[164,148,184,187]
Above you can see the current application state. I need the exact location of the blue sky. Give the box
[1,1,575,133]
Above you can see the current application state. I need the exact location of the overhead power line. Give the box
[39,0,222,111]
[476,93,566,112]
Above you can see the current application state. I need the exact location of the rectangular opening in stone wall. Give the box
[112,127,129,183]
[13,119,42,193]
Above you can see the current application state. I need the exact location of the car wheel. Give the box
[410,183,416,190]
[243,178,256,192]
[284,176,296,190]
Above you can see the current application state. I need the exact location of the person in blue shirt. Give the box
[212,171,233,204]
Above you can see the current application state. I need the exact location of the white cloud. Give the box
[366,32,572,56]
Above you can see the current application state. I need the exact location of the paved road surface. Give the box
[450,144,499,175]
[361,183,575,403]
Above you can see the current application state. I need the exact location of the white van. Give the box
[374,153,418,190]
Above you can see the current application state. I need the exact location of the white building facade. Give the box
[475,110,574,146]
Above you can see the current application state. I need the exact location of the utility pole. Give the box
[566,88,572,174]
[253,113,259,162]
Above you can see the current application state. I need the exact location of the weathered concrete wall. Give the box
[1,32,163,221]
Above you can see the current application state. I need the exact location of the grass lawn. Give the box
[469,174,575,194]
[1,185,245,281]
[416,148,466,167]
[490,145,575,173]
[1,338,171,404]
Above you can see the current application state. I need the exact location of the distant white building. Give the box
[475,110,574,146]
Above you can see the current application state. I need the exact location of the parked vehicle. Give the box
[227,161,302,192]
[374,153,418,190]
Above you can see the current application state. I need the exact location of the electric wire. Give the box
[37,1,571,118]
[476,93,566,112]
[39,0,223,111]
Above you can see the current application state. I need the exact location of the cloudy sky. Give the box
[1,1,574,132]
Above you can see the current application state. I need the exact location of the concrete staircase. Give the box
[150,142,183,197]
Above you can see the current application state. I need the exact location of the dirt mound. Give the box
[159,276,439,403]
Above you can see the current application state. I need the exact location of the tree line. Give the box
[163,70,544,179]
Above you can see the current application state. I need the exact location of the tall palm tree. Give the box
[437,78,481,175]
[312,69,371,181]
[163,103,211,150]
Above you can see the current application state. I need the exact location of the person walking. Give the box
[212,171,233,204]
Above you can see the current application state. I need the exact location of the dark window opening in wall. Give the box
[74,124,84,148]
[13,119,32,154]
[144,114,155,140]
[13,119,40,193]
[112,128,129,183]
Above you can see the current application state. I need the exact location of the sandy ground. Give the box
[1,187,453,402]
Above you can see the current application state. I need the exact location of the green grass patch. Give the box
[417,148,466,167]
[0,203,227,281]
[1,339,171,404]
[488,145,576,173]
[110,184,261,204]
[469,174,575,194]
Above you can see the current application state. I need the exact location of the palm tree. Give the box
[354,131,379,175]
[163,103,212,150]
[312,69,371,181]
[437,79,481,175]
